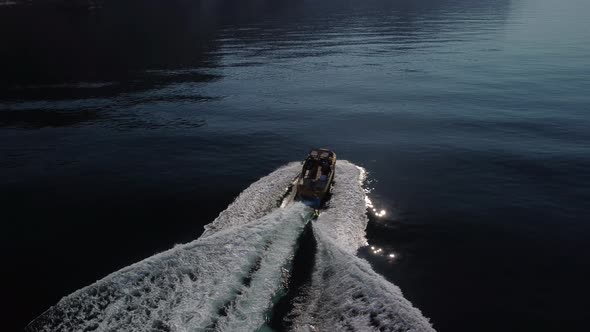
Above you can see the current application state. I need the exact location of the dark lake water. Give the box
[1,0,589,331]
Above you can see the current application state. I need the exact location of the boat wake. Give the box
[27,161,434,332]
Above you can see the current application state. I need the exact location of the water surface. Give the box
[1,0,589,330]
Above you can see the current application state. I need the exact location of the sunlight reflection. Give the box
[365,195,387,218]
[367,244,396,262]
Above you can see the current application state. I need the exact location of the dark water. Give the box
[1,0,589,330]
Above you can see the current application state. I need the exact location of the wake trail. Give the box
[285,161,434,332]
[27,202,311,332]
[202,162,301,237]
[27,160,435,332]
[288,226,435,332]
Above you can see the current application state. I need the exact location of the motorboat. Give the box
[294,148,336,208]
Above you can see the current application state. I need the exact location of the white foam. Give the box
[291,227,435,332]
[201,162,300,237]
[27,204,310,332]
[315,160,369,253]
[288,161,434,331]
[28,160,435,332]
[213,206,310,331]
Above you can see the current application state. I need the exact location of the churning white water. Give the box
[27,161,433,332]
